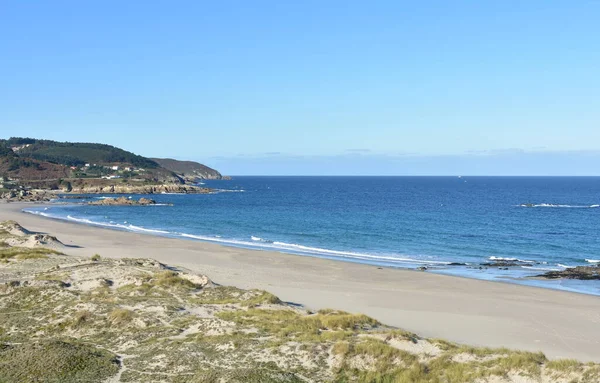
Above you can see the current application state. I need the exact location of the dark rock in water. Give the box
[447,262,467,266]
[534,265,600,280]
[88,197,163,206]
[481,262,522,267]
[417,266,428,271]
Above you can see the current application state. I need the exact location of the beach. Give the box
[2,202,599,362]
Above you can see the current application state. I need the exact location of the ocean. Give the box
[24,176,600,295]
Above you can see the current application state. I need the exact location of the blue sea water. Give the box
[24,176,600,295]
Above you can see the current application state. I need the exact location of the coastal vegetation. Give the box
[0,137,159,168]
[0,220,599,382]
[0,137,225,196]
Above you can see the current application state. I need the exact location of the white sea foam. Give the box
[489,256,534,263]
[65,215,127,229]
[179,233,448,265]
[585,259,600,263]
[557,264,575,269]
[270,241,450,264]
[25,209,52,218]
[489,256,517,261]
[519,203,600,208]
[521,266,561,271]
[61,214,171,235]
[215,189,245,193]
[127,225,170,234]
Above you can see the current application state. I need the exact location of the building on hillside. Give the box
[111,166,119,171]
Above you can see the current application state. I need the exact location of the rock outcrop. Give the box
[88,197,159,206]
[534,265,600,280]
[0,189,55,202]
[68,183,212,194]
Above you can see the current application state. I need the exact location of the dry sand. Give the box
[1,202,599,362]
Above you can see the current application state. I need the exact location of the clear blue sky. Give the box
[1,1,599,175]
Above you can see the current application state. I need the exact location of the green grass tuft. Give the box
[0,340,119,382]
[108,308,134,325]
[154,271,200,289]
[0,247,62,260]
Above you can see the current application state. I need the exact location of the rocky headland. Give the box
[151,158,225,181]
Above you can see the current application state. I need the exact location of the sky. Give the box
[1,1,599,175]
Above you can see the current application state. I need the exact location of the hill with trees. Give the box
[0,138,224,190]
[1,138,159,168]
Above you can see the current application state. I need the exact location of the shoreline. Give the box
[2,202,600,362]
[20,201,600,297]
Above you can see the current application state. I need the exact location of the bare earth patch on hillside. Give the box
[0,221,599,382]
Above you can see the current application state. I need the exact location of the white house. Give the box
[111,166,119,171]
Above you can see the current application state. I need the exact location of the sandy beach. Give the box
[1,202,599,362]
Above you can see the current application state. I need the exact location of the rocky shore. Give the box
[418,259,600,280]
[67,183,212,194]
[0,189,56,203]
[87,197,162,206]
[534,265,600,280]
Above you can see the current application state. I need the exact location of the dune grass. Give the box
[154,271,200,289]
[193,286,282,306]
[0,246,62,260]
[217,307,379,345]
[1,244,598,382]
[0,340,119,382]
[108,308,135,325]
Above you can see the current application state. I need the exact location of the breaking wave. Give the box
[488,256,534,263]
[519,203,600,208]
[23,208,449,268]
